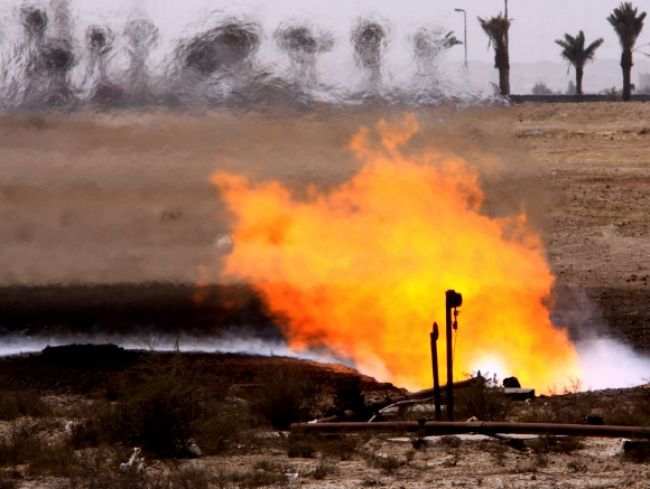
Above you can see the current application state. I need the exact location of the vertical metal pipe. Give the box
[445,292,454,421]
[430,322,442,420]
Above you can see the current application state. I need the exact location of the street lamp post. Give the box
[454,8,468,68]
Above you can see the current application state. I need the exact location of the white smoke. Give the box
[577,337,650,390]
[552,285,650,391]
[0,334,355,369]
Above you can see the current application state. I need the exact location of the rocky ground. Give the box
[0,346,647,488]
[1,102,650,486]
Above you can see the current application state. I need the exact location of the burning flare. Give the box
[211,114,581,390]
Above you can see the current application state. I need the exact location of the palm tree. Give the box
[608,2,646,101]
[478,15,510,96]
[555,31,604,96]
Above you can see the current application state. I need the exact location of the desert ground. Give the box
[1,102,650,349]
[0,102,650,487]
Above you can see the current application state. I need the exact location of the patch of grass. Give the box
[310,459,339,480]
[528,435,584,454]
[438,435,462,448]
[360,477,383,486]
[319,434,361,461]
[161,466,211,489]
[366,453,404,474]
[287,432,362,460]
[567,459,587,472]
[224,460,289,488]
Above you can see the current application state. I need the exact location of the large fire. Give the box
[211,114,582,391]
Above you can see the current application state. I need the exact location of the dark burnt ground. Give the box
[0,344,403,402]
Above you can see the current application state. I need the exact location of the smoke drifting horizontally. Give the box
[212,114,582,391]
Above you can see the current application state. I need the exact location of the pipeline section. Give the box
[292,421,650,439]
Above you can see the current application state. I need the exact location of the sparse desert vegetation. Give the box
[0,345,648,488]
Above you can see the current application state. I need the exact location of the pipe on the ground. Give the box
[291,421,650,439]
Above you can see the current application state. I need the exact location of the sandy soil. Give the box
[513,102,650,350]
[0,102,649,351]
[0,347,648,489]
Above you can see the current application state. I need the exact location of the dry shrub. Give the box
[0,391,50,420]
[252,368,322,430]
[365,453,404,474]
[159,466,211,489]
[519,395,597,424]
[527,435,583,454]
[287,431,319,458]
[318,434,362,461]
[25,441,75,477]
[310,459,339,479]
[287,432,362,460]
[223,459,289,488]
[454,376,512,421]
[193,398,256,455]
[100,374,201,457]
[0,478,17,489]
[605,394,650,427]
[71,450,213,489]
[0,423,44,466]
[0,422,74,476]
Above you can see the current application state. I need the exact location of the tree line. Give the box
[480,1,647,101]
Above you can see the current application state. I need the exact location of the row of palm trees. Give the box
[479,2,646,101]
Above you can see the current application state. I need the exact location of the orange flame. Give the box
[211,114,581,390]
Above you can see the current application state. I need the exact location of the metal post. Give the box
[445,290,462,421]
[454,9,468,68]
[445,294,453,420]
[430,322,442,420]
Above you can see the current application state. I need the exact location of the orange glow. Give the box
[211,114,581,391]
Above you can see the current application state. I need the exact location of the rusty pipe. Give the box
[291,421,650,439]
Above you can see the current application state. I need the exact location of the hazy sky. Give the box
[50,0,649,64]
[1,0,648,93]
